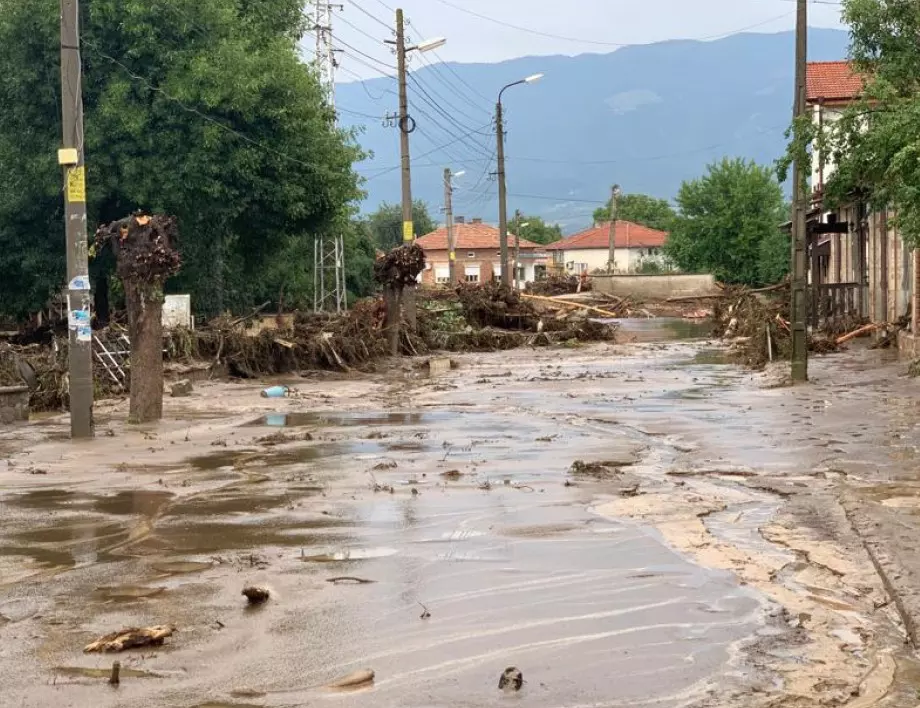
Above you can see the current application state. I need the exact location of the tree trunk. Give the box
[125,281,165,423]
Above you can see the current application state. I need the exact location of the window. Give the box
[467,251,476,258]
[434,266,450,284]
[552,251,564,265]
[464,264,480,283]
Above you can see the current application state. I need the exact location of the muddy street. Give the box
[2,327,920,707]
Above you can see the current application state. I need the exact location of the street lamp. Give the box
[496,73,543,287]
[380,8,448,352]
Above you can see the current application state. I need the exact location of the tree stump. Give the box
[95,214,181,423]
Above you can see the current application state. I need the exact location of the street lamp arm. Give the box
[498,79,526,103]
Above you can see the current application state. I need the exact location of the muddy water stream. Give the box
[0,329,911,707]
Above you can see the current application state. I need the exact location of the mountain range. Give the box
[336,28,850,232]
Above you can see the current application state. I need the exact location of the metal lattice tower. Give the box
[313,1,347,313]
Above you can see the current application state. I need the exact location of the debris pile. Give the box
[526,274,590,296]
[94,214,181,283]
[712,285,838,368]
[373,243,426,287]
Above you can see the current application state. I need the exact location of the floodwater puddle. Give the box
[95,584,167,601]
[93,490,175,516]
[244,411,442,428]
[612,317,714,342]
[301,546,398,562]
[54,665,164,680]
[150,559,215,575]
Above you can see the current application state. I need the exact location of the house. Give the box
[415,217,547,286]
[545,220,669,275]
[804,60,917,339]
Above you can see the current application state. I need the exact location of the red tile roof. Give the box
[416,223,542,251]
[546,221,667,251]
[806,61,865,103]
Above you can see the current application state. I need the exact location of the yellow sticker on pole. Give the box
[449,251,456,261]
[66,165,86,203]
[402,220,414,242]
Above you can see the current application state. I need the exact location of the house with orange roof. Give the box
[804,60,916,335]
[545,220,669,275]
[415,217,547,286]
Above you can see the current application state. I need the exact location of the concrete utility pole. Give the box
[496,74,543,287]
[607,184,620,272]
[495,99,510,287]
[790,0,809,381]
[513,210,522,290]
[395,8,417,327]
[59,0,94,439]
[444,168,456,284]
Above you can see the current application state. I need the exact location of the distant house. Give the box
[415,218,547,286]
[546,220,669,274]
[804,60,916,336]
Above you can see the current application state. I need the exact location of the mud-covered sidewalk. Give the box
[1,327,920,707]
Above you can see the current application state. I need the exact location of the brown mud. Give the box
[0,323,919,706]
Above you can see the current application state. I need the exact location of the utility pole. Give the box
[513,209,522,290]
[607,184,620,272]
[395,8,417,327]
[59,0,94,439]
[313,0,346,313]
[444,168,456,285]
[790,0,808,381]
[496,100,510,287]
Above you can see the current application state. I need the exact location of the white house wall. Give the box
[554,247,668,274]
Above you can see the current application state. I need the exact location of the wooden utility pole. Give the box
[790,0,808,381]
[395,8,417,328]
[59,0,94,439]
[607,184,620,272]
[444,168,456,285]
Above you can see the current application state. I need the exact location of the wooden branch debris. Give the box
[84,625,176,653]
[242,586,271,605]
[520,293,623,318]
[836,322,882,345]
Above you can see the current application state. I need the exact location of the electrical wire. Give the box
[361,123,493,180]
[429,0,795,47]
[82,39,346,178]
[349,0,394,32]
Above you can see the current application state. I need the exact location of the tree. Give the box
[0,0,362,320]
[592,193,677,232]
[363,201,435,251]
[513,214,562,245]
[780,0,920,247]
[666,158,788,286]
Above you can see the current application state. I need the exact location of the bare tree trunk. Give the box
[125,281,165,423]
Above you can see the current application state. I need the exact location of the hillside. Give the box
[337,28,849,231]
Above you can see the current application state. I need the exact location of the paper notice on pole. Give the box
[68,308,90,329]
[76,325,91,342]
[69,274,90,291]
[66,165,86,203]
[402,220,413,242]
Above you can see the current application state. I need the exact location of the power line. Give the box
[82,39,346,178]
[429,0,795,47]
[349,0,394,32]
[361,123,493,180]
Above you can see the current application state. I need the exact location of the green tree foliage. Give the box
[514,215,562,245]
[0,0,363,319]
[363,201,436,251]
[783,0,920,247]
[666,158,788,286]
[592,193,677,232]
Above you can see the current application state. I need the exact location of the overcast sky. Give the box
[324,0,846,81]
